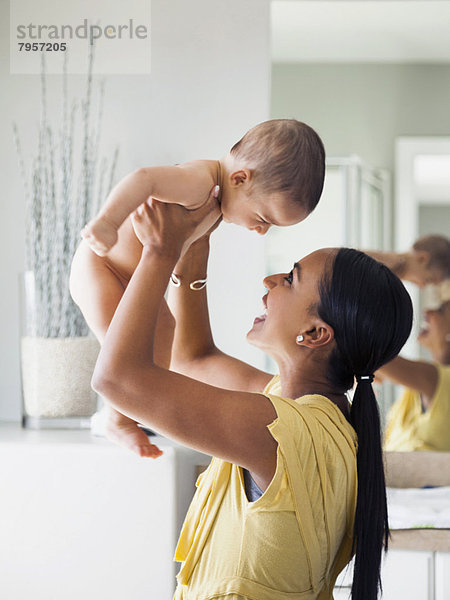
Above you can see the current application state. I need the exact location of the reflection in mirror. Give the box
[396,139,450,360]
[269,1,450,451]
[383,141,450,453]
[415,156,450,367]
[382,296,450,452]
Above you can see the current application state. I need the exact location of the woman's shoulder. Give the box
[428,362,450,411]
[437,363,450,379]
[262,374,282,395]
[263,386,357,451]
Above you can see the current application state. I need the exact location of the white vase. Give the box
[19,271,100,429]
[21,336,100,428]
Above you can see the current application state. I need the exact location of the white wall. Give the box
[0,0,271,421]
[419,206,450,239]
[271,63,450,172]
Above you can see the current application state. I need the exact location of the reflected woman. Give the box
[382,296,450,452]
[92,193,412,600]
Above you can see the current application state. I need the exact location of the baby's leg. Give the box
[70,242,164,458]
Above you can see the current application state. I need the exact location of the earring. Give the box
[296,335,304,344]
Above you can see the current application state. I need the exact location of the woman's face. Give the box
[247,248,335,358]
[418,300,450,357]
[221,187,307,234]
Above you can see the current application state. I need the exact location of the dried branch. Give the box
[14,47,119,338]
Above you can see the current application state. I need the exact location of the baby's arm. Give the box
[82,161,217,256]
[364,250,406,278]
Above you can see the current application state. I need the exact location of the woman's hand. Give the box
[131,186,221,258]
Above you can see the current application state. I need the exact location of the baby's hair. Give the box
[229,119,325,214]
[413,234,450,277]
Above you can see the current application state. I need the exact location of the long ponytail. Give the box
[317,248,413,600]
[350,379,389,599]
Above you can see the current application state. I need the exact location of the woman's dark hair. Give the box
[317,248,413,600]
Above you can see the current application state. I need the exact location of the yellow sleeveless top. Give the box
[173,376,358,600]
[384,364,450,452]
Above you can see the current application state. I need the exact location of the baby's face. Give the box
[221,190,308,235]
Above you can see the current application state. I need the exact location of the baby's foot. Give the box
[81,216,119,256]
[105,408,163,458]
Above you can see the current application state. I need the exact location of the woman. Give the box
[382,296,450,452]
[92,194,412,600]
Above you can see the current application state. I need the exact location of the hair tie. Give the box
[356,374,374,384]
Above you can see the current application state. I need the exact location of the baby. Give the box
[70,118,325,456]
[367,234,450,288]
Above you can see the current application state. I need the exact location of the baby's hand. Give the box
[131,187,221,256]
[81,216,118,256]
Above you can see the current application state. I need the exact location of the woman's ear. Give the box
[299,319,335,349]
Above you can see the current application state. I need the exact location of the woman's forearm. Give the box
[168,239,217,371]
[378,355,438,399]
[154,298,175,369]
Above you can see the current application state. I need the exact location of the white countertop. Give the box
[0,421,207,456]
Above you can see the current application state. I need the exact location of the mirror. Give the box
[268,0,450,440]
[396,138,450,360]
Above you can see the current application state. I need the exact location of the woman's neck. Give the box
[277,360,350,418]
[216,159,224,189]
